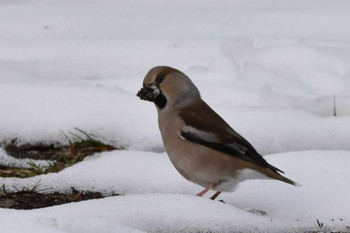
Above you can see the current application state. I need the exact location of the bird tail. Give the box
[267,168,301,187]
[278,173,301,187]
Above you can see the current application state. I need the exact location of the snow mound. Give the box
[0,150,349,232]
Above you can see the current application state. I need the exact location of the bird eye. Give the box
[155,75,165,84]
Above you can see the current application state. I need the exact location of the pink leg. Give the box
[196,184,213,197]
[209,191,221,200]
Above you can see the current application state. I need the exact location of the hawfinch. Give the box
[137,66,299,200]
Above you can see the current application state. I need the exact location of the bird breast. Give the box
[158,108,252,191]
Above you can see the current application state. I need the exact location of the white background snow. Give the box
[0,0,349,232]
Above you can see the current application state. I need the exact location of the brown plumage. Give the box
[137,66,299,200]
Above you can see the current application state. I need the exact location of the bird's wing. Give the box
[178,100,284,173]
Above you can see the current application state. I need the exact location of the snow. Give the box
[0,151,349,232]
[1,0,350,232]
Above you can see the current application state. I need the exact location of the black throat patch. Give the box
[154,93,167,109]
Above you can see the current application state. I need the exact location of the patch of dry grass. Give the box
[0,128,116,178]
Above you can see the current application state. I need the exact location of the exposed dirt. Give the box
[0,129,118,209]
[0,129,116,178]
[3,139,116,163]
[4,143,64,161]
[0,187,115,210]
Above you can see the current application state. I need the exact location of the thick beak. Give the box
[137,85,160,102]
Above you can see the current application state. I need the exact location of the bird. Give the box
[137,66,299,200]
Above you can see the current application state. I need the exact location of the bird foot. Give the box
[209,191,221,200]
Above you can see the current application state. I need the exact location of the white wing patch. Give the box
[179,125,220,142]
[179,125,248,154]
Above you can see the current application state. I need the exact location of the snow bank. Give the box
[1,80,350,154]
[0,150,349,232]
[2,34,350,154]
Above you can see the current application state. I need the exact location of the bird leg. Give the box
[196,184,213,197]
[209,191,222,200]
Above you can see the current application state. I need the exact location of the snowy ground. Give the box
[1,0,350,232]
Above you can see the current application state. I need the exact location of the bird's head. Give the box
[137,66,200,110]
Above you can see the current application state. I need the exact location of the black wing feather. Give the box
[180,130,284,174]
